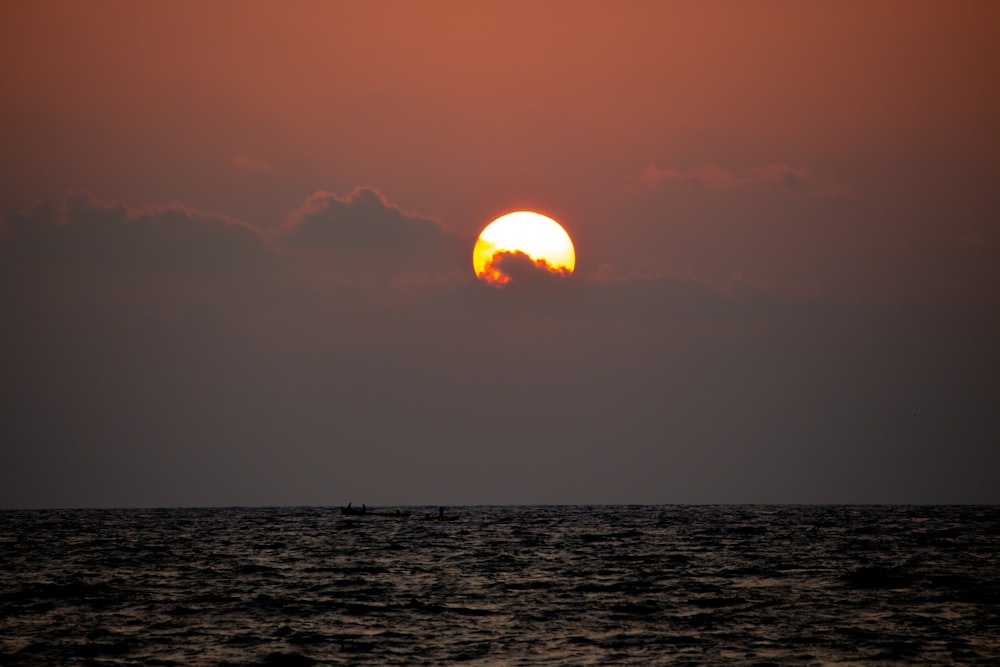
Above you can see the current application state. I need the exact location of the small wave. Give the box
[691,596,746,609]
[610,601,661,616]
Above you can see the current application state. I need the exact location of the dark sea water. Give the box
[1,505,998,665]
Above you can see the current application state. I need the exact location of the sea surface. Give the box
[1,505,998,665]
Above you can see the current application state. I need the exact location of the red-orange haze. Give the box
[1,2,998,508]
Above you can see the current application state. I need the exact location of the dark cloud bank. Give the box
[2,189,997,508]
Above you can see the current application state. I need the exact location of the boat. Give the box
[340,504,410,518]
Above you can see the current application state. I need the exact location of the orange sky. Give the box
[4,3,997,222]
[3,2,997,296]
[2,2,998,506]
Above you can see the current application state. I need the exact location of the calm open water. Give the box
[1,505,998,665]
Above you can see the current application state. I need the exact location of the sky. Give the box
[2,1,998,508]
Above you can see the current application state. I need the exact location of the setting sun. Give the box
[472,211,576,285]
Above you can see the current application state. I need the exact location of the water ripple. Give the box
[1,505,998,664]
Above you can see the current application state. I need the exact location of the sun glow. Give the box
[472,211,576,285]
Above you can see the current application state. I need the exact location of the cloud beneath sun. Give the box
[483,251,571,288]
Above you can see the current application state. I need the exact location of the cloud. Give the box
[481,250,571,287]
[279,186,468,278]
[231,156,269,172]
[2,188,997,508]
[640,164,847,196]
[0,188,472,301]
[0,193,271,287]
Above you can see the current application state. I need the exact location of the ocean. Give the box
[1,505,998,665]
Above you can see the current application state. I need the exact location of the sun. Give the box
[472,211,576,285]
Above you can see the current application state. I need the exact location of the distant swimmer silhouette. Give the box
[425,507,456,521]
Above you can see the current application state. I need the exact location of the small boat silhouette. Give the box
[341,504,410,518]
